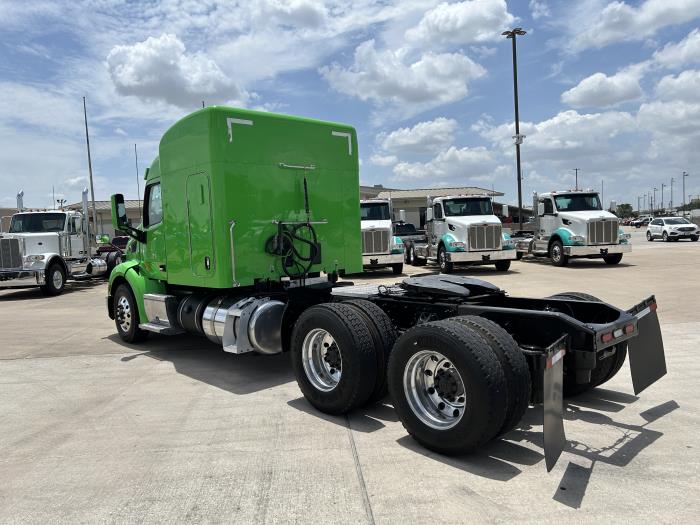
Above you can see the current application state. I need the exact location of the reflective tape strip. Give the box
[546,348,566,369]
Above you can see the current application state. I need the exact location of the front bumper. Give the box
[0,269,45,288]
[445,250,517,263]
[668,230,698,238]
[363,253,403,267]
[564,244,631,256]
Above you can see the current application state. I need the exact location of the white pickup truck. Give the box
[407,195,516,273]
[0,191,120,295]
[360,199,405,274]
[514,190,631,266]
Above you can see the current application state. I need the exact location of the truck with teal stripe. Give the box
[407,194,516,273]
[514,190,631,266]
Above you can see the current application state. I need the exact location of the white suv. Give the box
[646,217,699,242]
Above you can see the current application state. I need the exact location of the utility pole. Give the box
[653,187,657,213]
[637,195,641,213]
[503,27,527,230]
[82,96,98,238]
[682,171,689,215]
[601,178,604,208]
[134,144,142,222]
[670,177,675,209]
[574,168,579,190]
[52,186,55,209]
[661,183,666,212]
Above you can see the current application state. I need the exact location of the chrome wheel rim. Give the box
[302,328,342,392]
[403,350,466,430]
[116,295,132,333]
[439,250,446,269]
[552,244,561,262]
[52,268,63,289]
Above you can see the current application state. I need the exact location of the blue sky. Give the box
[2,0,700,210]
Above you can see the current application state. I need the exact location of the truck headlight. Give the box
[570,235,584,244]
[448,241,466,251]
[25,255,45,262]
[390,238,405,254]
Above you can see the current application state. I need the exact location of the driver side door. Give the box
[431,203,446,247]
[141,180,167,280]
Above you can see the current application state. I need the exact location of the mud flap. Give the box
[627,297,667,395]
[543,335,567,472]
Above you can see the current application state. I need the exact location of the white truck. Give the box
[0,190,120,295]
[514,190,631,266]
[406,195,516,273]
[360,199,405,274]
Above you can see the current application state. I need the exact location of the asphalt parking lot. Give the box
[1,228,698,523]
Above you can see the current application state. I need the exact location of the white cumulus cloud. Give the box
[370,154,399,166]
[529,1,550,19]
[377,117,458,154]
[561,69,644,108]
[392,145,494,181]
[653,28,700,68]
[107,34,246,108]
[405,0,516,45]
[655,69,700,102]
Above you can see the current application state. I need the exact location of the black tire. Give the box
[392,263,404,275]
[40,261,66,296]
[113,284,149,343]
[438,245,454,274]
[646,231,653,241]
[494,260,511,272]
[549,239,568,267]
[411,245,426,266]
[344,299,397,405]
[106,251,122,276]
[448,316,531,435]
[547,292,627,396]
[603,253,623,265]
[291,303,377,414]
[691,235,699,242]
[662,231,669,242]
[516,252,524,260]
[388,320,507,455]
[405,245,413,264]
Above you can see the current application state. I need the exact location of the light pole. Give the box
[637,195,641,213]
[503,27,527,230]
[682,171,689,215]
[653,187,657,213]
[661,183,666,212]
[574,168,580,190]
[601,178,604,207]
[670,177,674,209]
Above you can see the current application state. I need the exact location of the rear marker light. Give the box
[624,324,634,335]
[650,302,658,312]
[601,332,614,343]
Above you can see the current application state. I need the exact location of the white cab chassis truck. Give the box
[408,195,516,273]
[360,199,405,274]
[514,190,631,267]
[0,190,119,295]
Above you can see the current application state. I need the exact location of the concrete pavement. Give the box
[0,228,698,523]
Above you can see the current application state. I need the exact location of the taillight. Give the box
[650,302,658,312]
[601,332,614,343]
[624,323,634,334]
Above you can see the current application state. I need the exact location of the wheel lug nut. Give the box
[330,368,336,374]
[453,409,460,417]
[438,402,445,410]
[425,370,432,376]
[444,362,451,368]
[458,396,465,403]
[431,356,438,362]
[427,387,435,394]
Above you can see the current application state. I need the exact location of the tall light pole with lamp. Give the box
[682,171,689,215]
[503,27,527,230]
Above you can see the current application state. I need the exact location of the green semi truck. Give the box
[108,107,667,470]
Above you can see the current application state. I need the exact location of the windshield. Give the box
[394,223,418,235]
[554,194,602,212]
[9,213,66,233]
[361,202,390,221]
[443,198,493,216]
[664,218,690,225]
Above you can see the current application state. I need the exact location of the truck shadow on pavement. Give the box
[395,388,678,508]
[112,334,295,395]
[518,258,635,269]
[0,279,104,301]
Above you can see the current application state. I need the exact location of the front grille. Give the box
[468,224,502,251]
[678,226,695,232]
[0,238,22,269]
[587,219,618,245]
[362,229,390,254]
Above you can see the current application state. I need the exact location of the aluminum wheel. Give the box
[116,295,132,333]
[302,328,342,392]
[551,244,562,263]
[51,268,64,289]
[403,350,466,430]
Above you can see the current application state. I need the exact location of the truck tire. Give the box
[113,284,149,343]
[344,299,397,405]
[291,303,377,414]
[603,253,623,265]
[106,251,122,276]
[549,239,568,267]
[40,262,66,296]
[448,316,531,435]
[392,263,404,275]
[405,246,413,264]
[437,246,454,274]
[494,260,511,272]
[515,252,523,260]
[547,292,627,396]
[387,320,507,455]
[410,246,426,266]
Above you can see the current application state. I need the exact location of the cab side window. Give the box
[544,199,554,214]
[433,203,443,220]
[144,182,163,227]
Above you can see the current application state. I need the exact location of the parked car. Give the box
[633,216,652,228]
[646,217,699,241]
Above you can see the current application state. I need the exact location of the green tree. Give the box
[616,203,633,217]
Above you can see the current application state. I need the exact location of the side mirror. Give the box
[111,193,145,243]
[537,203,545,216]
[398,209,406,222]
[502,204,509,218]
[426,208,434,222]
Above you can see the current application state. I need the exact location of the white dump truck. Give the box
[514,190,631,266]
[406,194,516,273]
[0,190,121,295]
[360,199,405,274]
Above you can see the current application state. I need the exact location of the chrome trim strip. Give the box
[229,220,239,287]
